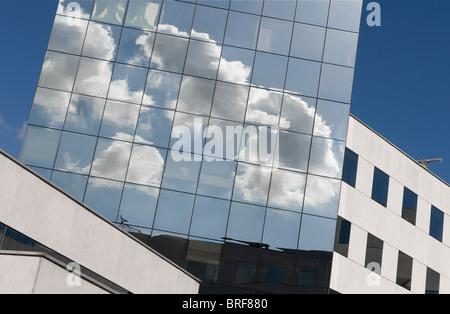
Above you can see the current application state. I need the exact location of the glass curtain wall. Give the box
[20,0,363,293]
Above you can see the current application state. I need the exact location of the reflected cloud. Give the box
[91,140,132,181]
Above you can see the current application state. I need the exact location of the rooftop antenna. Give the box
[417,158,443,170]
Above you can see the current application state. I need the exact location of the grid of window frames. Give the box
[19,0,363,293]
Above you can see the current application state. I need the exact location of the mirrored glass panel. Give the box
[91,0,127,25]
[190,196,230,240]
[205,119,241,161]
[246,88,282,126]
[268,169,306,212]
[118,183,159,228]
[319,64,354,104]
[218,46,254,85]
[257,17,293,55]
[238,124,278,167]
[57,0,94,19]
[73,57,113,98]
[197,0,230,9]
[158,0,195,37]
[313,100,350,141]
[285,58,321,97]
[303,175,341,219]
[197,159,236,199]
[298,215,336,252]
[327,0,363,32]
[108,64,147,104]
[19,126,61,169]
[170,112,208,155]
[154,190,195,234]
[308,136,345,179]
[126,144,167,186]
[116,28,155,67]
[48,15,88,55]
[290,23,325,61]
[323,29,359,67]
[177,76,215,116]
[143,69,182,109]
[162,152,201,193]
[90,138,132,181]
[233,163,271,206]
[38,51,79,92]
[263,0,296,20]
[226,202,266,243]
[29,167,52,180]
[150,34,189,73]
[64,94,106,136]
[230,0,263,15]
[99,100,140,141]
[50,171,88,201]
[135,106,174,147]
[54,132,97,175]
[252,52,288,91]
[224,11,260,50]
[279,94,316,134]
[191,5,228,44]
[295,0,330,26]
[29,88,71,129]
[125,0,162,30]
[82,21,121,61]
[184,40,222,80]
[211,82,249,122]
[278,131,311,172]
[83,177,123,221]
[263,208,301,251]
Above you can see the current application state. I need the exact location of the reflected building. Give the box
[19,0,363,293]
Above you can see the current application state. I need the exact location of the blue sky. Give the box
[0,0,449,182]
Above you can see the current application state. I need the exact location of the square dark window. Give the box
[266,266,283,284]
[342,148,358,188]
[371,167,389,207]
[430,206,444,242]
[402,187,418,225]
[297,267,318,288]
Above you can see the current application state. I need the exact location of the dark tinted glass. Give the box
[426,267,440,295]
[371,167,389,207]
[334,217,351,257]
[430,206,444,242]
[342,148,358,188]
[365,234,383,274]
[396,251,413,291]
[402,187,418,225]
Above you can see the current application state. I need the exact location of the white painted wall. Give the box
[331,116,450,294]
[0,151,200,294]
[0,252,111,294]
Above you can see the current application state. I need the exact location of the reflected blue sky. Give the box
[1,0,449,184]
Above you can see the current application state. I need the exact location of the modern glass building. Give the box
[19,0,363,293]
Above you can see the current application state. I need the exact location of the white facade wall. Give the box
[331,116,450,294]
[0,251,112,294]
[0,151,200,294]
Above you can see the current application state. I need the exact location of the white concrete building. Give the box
[0,149,200,294]
[331,115,450,294]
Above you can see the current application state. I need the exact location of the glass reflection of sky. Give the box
[22,0,362,261]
